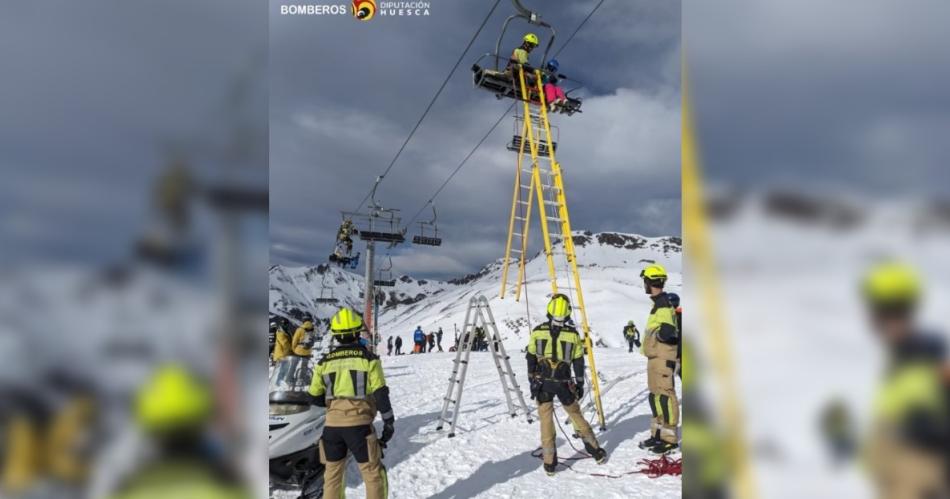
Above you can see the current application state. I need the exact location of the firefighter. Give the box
[508,33,539,71]
[527,294,607,475]
[638,264,681,454]
[861,262,949,499]
[109,365,250,498]
[623,320,640,353]
[309,308,394,499]
[292,314,316,357]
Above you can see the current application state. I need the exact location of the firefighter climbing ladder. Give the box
[499,66,606,430]
[437,295,532,437]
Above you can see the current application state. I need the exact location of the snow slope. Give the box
[270,230,683,498]
[270,231,682,350]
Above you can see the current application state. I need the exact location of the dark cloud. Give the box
[270,0,682,278]
[0,1,267,264]
[686,0,950,195]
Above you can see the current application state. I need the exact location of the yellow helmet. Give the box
[862,262,921,307]
[546,293,571,321]
[135,364,211,434]
[640,264,668,282]
[330,307,364,335]
[523,33,539,46]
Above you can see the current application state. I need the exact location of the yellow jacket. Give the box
[292,321,315,357]
[272,329,292,362]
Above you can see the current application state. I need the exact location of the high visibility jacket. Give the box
[308,343,393,426]
[511,48,529,65]
[624,324,639,338]
[272,329,292,362]
[526,322,584,381]
[292,322,315,357]
[109,461,250,499]
[642,293,679,358]
[864,334,949,496]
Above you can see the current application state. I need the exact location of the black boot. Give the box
[638,436,662,450]
[650,441,679,455]
[542,450,558,476]
[587,446,607,464]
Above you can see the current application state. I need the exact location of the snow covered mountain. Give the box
[269,231,682,349]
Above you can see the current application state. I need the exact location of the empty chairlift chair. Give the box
[412,207,442,247]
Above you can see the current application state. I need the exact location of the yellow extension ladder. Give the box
[499,66,606,430]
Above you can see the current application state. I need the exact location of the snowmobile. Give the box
[269,355,325,499]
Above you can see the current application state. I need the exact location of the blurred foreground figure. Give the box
[108,365,249,499]
[862,263,950,499]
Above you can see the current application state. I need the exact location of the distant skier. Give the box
[394,336,403,355]
[413,326,425,353]
[527,294,607,476]
[427,332,435,353]
[387,336,393,356]
[623,321,641,353]
[436,327,444,352]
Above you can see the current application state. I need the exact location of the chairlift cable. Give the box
[353,0,505,213]
[406,101,515,226]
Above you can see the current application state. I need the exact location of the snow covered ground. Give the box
[270,230,683,497]
[334,348,680,498]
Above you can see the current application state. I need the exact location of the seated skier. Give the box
[542,59,569,112]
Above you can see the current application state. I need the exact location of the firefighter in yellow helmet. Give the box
[291,314,316,357]
[508,32,540,72]
[527,294,607,475]
[309,308,393,499]
[861,262,949,499]
[638,263,681,454]
[110,365,249,499]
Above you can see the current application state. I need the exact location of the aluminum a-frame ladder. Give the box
[436,296,532,437]
[498,65,607,430]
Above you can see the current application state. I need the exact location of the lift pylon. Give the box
[498,66,606,430]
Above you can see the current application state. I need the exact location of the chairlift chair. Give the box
[470,0,583,115]
[314,271,340,304]
[412,206,442,246]
[506,115,558,157]
[373,256,396,287]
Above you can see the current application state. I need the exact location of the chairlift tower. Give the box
[342,177,405,352]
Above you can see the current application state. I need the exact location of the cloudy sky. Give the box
[686,0,950,196]
[270,0,682,278]
[0,1,267,266]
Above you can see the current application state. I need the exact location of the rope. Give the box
[526,403,680,479]
[353,0,504,212]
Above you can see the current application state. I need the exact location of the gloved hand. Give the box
[529,376,543,400]
[574,383,584,400]
[380,421,395,447]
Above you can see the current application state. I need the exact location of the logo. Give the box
[352,0,376,20]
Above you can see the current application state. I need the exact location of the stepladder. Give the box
[436,295,532,437]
